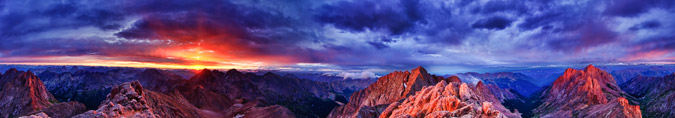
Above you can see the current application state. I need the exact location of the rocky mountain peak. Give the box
[447,76,462,83]
[198,68,213,75]
[552,64,618,97]
[0,69,57,118]
[4,68,19,75]
[476,81,485,88]
[263,72,280,77]
[328,66,447,118]
[584,64,598,71]
[226,69,243,75]
[110,81,145,100]
[139,69,181,81]
[379,79,521,118]
[190,69,217,83]
[410,66,427,74]
[142,68,162,75]
[534,65,638,117]
[137,69,185,93]
[73,81,205,118]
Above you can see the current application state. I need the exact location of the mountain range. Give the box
[454,72,541,97]
[0,65,672,117]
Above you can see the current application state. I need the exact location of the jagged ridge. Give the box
[380,80,522,118]
[328,66,453,118]
[533,65,641,118]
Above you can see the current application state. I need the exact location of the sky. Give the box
[1,0,674,73]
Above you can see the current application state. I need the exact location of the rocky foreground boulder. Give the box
[533,65,641,118]
[72,81,202,118]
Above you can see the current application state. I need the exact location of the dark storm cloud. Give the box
[471,0,530,15]
[471,16,513,29]
[629,20,661,31]
[367,41,389,49]
[1,0,675,68]
[314,0,424,35]
[108,0,335,64]
[633,36,675,51]
[0,2,125,37]
[365,38,397,49]
[1,0,310,62]
[511,1,626,54]
[604,0,675,17]
[0,1,134,57]
[546,22,619,52]
[115,0,292,42]
[518,11,565,30]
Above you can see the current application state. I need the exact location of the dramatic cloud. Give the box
[1,0,675,71]
[604,0,675,17]
[472,16,513,29]
[314,0,425,35]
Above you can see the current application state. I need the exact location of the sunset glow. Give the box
[0,56,262,70]
[0,0,674,72]
[2,1,675,118]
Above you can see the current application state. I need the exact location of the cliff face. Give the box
[328,66,452,118]
[0,69,87,118]
[621,73,675,117]
[0,69,56,118]
[533,65,641,118]
[379,80,521,118]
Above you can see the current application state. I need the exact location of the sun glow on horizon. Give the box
[0,62,260,70]
[0,55,265,70]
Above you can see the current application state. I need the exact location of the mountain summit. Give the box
[0,69,87,118]
[380,80,521,118]
[533,65,641,117]
[0,69,56,117]
[328,66,453,117]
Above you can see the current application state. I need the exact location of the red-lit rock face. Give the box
[379,81,521,118]
[534,65,641,118]
[575,97,641,118]
[0,69,56,118]
[328,66,522,118]
[328,66,452,118]
[0,69,88,118]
